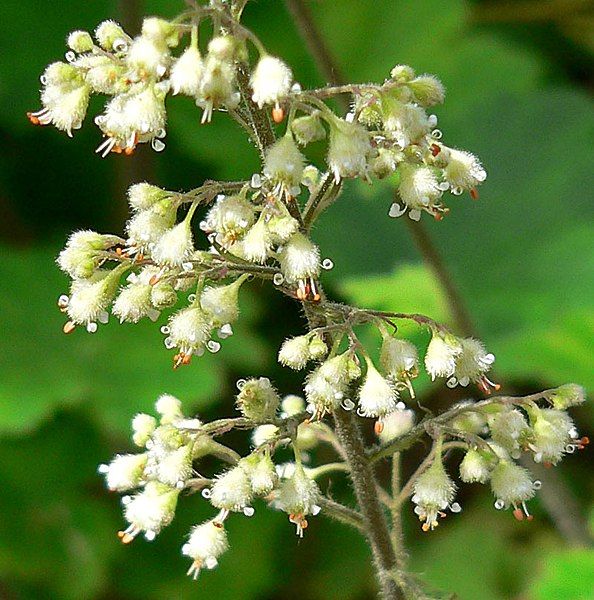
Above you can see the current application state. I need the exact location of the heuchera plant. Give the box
[29,2,588,598]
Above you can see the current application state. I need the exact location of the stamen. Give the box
[63,321,76,334]
[272,105,285,123]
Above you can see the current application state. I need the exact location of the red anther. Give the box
[513,508,524,521]
[27,112,41,125]
[63,321,76,334]
[124,146,135,156]
[581,436,590,446]
[470,188,479,200]
[526,515,534,522]
[374,421,384,435]
[272,106,285,123]
[543,462,552,469]
[430,144,441,156]
[434,212,444,221]
[213,521,223,529]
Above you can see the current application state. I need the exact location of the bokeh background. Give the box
[1,0,593,598]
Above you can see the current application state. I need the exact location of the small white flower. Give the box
[397,162,443,221]
[443,148,487,191]
[152,221,194,266]
[99,453,147,492]
[197,55,238,123]
[126,207,176,249]
[530,408,578,465]
[156,445,193,488]
[210,466,254,513]
[489,408,529,456]
[252,424,279,448]
[236,378,280,422]
[112,267,161,323]
[424,333,462,380]
[126,34,170,79]
[263,135,305,199]
[446,337,496,391]
[358,358,399,419]
[275,464,320,537]
[237,216,271,264]
[200,276,246,327]
[94,20,129,51]
[278,335,311,370]
[127,183,169,212]
[490,461,535,520]
[120,481,179,543]
[412,458,459,531]
[182,518,229,580]
[377,409,415,444]
[167,306,212,361]
[171,45,204,96]
[459,449,492,484]
[327,118,371,182]
[278,233,320,284]
[251,55,292,108]
[202,194,255,244]
[67,30,94,54]
[131,413,157,447]
[154,394,183,423]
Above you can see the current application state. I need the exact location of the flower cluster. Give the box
[100,392,323,578]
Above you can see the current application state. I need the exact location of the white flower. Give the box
[126,206,176,249]
[278,233,320,284]
[263,135,305,198]
[182,518,229,580]
[94,20,129,51]
[120,481,179,543]
[396,162,443,221]
[412,458,459,531]
[242,453,278,496]
[490,461,535,520]
[327,118,371,182]
[488,408,529,456]
[447,337,496,390]
[377,409,415,444]
[358,358,399,418]
[167,306,212,361]
[200,276,246,327]
[132,413,157,447]
[236,377,280,422]
[126,34,170,79]
[251,55,293,108]
[197,55,238,123]
[549,384,586,410]
[112,267,161,323]
[291,112,326,146]
[237,216,271,264]
[252,424,279,448]
[157,445,193,488]
[171,45,203,96]
[98,453,147,492]
[278,335,311,370]
[443,148,487,191]
[57,230,121,279]
[381,97,432,147]
[380,336,419,396]
[96,84,168,157]
[202,194,255,243]
[459,449,492,484]
[275,464,321,536]
[210,466,254,514]
[127,182,169,212]
[67,30,94,53]
[424,333,462,380]
[408,75,445,106]
[155,394,183,422]
[530,408,577,465]
[152,221,194,266]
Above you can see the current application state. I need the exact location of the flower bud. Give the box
[281,395,305,417]
[67,30,94,53]
[252,424,279,447]
[207,36,237,61]
[152,221,194,267]
[548,384,586,410]
[251,55,293,108]
[150,281,177,308]
[278,335,311,370]
[390,64,415,82]
[278,233,320,284]
[308,335,327,360]
[155,393,183,423]
[488,408,529,455]
[377,409,415,444]
[128,183,169,212]
[210,466,253,513]
[424,332,462,380]
[291,112,326,146]
[236,377,280,422]
[327,118,371,182]
[183,519,229,579]
[200,276,247,327]
[157,444,193,488]
[132,413,157,447]
[265,200,299,243]
[358,358,398,418]
[412,457,458,531]
[99,453,147,492]
[57,230,121,279]
[95,20,129,51]
[296,421,322,451]
[459,449,492,484]
[407,75,445,106]
[263,135,305,197]
[369,148,398,179]
[241,453,279,496]
[171,46,203,96]
[380,336,419,380]
[450,403,487,435]
[141,17,178,47]
[237,216,271,264]
[121,481,179,542]
[126,35,170,79]
[126,205,177,249]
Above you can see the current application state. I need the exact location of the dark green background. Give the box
[1,1,593,598]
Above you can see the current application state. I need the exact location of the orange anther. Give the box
[422,523,430,532]
[434,212,444,221]
[149,275,160,286]
[512,508,524,521]
[470,188,479,200]
[374,421,384,435]
[124,146,135,156]
[272,106,285,123]
[120,532,134,544]
[27,112,41,125]
[526,515,534,521]
[581,437,590,446]
[63,321,76,334]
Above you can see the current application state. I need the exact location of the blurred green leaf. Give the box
[528,549,594,600]
[0,246,268,435]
